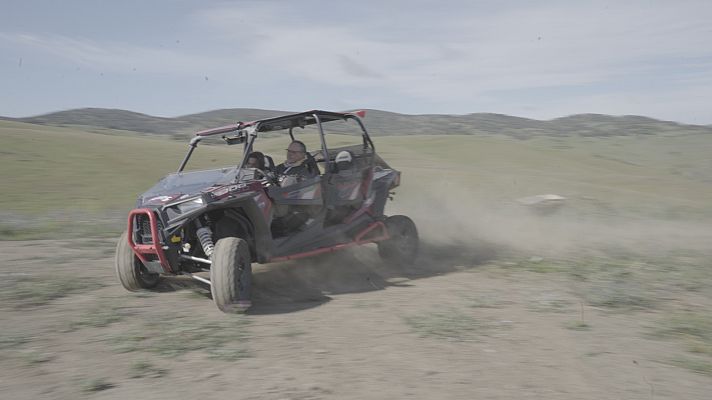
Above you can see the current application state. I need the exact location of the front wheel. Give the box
[210,237,252,313]
[115,230,160,291]
[378,215,419,265]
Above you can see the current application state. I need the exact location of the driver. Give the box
[275,140,317,182]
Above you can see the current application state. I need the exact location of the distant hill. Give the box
[0,108,289,139]
[2,108,711,139]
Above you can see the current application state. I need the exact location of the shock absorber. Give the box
[195,219,215,259]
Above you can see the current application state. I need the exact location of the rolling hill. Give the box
[2,108,711,139]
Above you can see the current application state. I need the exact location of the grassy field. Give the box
[2,119,712,239]
[0,120,240,213]
[2,120,711,213]
[2,119,712,397]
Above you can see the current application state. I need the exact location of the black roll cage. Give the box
[177,110,375,174]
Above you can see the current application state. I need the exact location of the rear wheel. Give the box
[115,230,160,291]
[378,215,419,265]
[210,237,252,313]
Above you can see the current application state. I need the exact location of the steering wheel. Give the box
[255,168,280,186]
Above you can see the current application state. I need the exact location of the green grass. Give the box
[107,314,251,359]
[516,258,569,274]
[80,377,114,393]
[21,350,56,365]
[0,218,124,242]
[403,309,496,341]
[3,119,712,228]
[0,336,55,365]
[669,357,712,377]
[0,335,31,350]
[565,320,592,331]
[583,282,656,311]
[63,304,131,332]
[277,328,307,338]
[0,223,51,240]
[63,237,117,251]
[129,360,168,379]
[527,297,572,313]
[499,256,660,311]
[0,275,104,309]
[0,120,242,213]
[653,313,712,355]
[468,297,507,309]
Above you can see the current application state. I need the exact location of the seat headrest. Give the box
[335,151,353,170]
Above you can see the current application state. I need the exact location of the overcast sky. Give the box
[1,0,711,124]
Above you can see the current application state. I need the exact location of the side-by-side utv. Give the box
[115,110,418,312]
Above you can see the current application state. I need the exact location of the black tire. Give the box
[378,215,419,265]
[210,237,252,313]
[115,230,160,291]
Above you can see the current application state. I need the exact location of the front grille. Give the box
[136,213,164,245]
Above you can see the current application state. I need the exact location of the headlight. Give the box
[175,197,204,213]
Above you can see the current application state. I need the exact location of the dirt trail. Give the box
[1,239,711,399]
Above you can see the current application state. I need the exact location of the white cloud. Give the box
[0,32,260,79]
[194,1,712,103]
[2,0,712,122]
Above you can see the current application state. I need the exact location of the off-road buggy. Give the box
[115,110,418,312]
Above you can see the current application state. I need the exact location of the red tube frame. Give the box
[268,221,389,263]
[127,209,173,273]
[126,211,389,271]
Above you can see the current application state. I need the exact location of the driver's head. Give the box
[246,151,265,169]
[286,140,307,164]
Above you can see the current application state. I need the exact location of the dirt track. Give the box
[1,238,711,399]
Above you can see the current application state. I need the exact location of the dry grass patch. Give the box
[651,312,712,376]
[0,335,31,350]
[0,275,104,309]
[653,313,712,356]
[107,314,252,361]
[129,360,168,379]
[669,357,712,377]
[63,303,133,332]
[403,309,499,341]
[80,377,115,393]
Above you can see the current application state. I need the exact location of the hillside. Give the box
[3,108,711,139]
[0,108,288,139]
[2,117,711,239]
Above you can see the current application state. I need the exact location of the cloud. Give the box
[2,0,712,122]
[338,55,383,79]
[0,32,255,79]
[7,2,711,97]
[193,2,712,99]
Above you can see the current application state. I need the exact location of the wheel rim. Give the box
[394,224,417,255]
[234,249,251,300]
[237,261,247,291]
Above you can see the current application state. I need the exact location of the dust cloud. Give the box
[392,181,712,260]
[249,177,712,309]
